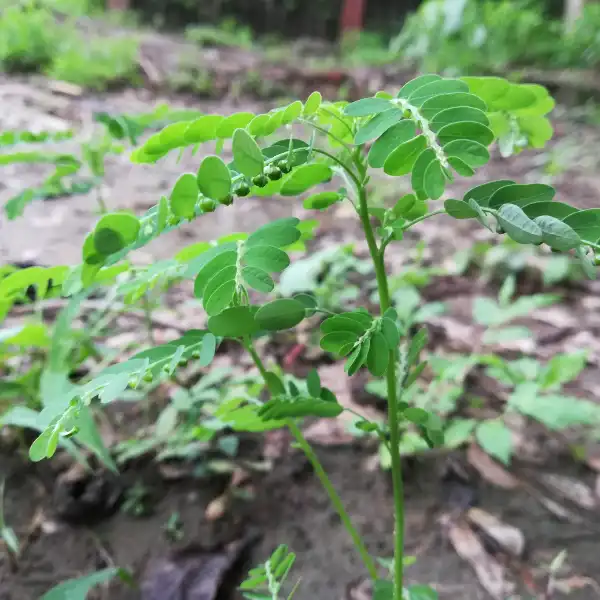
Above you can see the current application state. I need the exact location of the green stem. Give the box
[243,339,378,582]
[401,209,446,232]
[357,184,405,598]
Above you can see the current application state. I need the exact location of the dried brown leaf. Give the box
[205,493,229,522]
[141,537,256,600]
[466,508,525,558]
[447,520,515,599]
[549,575,600,595]
[467,443,520,489]
[538,473,597,510]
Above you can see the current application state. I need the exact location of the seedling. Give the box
[18,75,600,599]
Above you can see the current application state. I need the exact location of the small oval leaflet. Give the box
[207,306,259,338]
[216,112,254,138]
[232,128,264,178]
[184,114,224,144]
[93,213,140,256]
[411,148,436,200]
[397,74,442,99]
[255,298,306,331]
[444,199,479,220]
[242,266,275,293]
[448,156,474,177]
[170,172,199,218]
[303,191,343,210]
[303,91,322,115]
[437,121,494,147]
[367,332,389,376]
[343,97,394,117]
[197,155,232,201]
[423,159,446,200]
[320,331,358,356]
[563,208,600,242]
[243,245,290,272]
[354,109,404,145]
[404,407,431,425]
[464,179,514,207]
[444,139,489,168]
[488,183,555,209]
[280,164,333,196]
[496,204,543,245]
[534,215,580,251]
[384,135,428,176]
[368,121,417,168]
[523,201,577,220]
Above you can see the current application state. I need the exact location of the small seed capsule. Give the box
[252,174,269,188]
[277,160,292,174]
[235,183,251,197]
[200,198,217,213]
[219,194,234,206]
[266,166,282,181]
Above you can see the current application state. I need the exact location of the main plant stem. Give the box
[243,339,378,581]
[357,183,405,598]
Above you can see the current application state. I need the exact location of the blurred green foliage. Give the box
[0,0,139,89]
[391,0,600,73]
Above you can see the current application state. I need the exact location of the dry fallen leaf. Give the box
[532,493,581,523]
[446,519,515,599]
[549,575,600,596]
[466,508,525,558]
[467,443,520,489]
[538,473,597,510]
[141,536,257,600]
[205,493,229,522]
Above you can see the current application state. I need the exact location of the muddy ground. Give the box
[2,32,600,600]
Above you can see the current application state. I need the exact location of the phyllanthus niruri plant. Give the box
[22,75,600,599]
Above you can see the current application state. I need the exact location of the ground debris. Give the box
[467,443,521,490]
[466,508,526,558]
[140,535,258,600]
[444,518,515,599]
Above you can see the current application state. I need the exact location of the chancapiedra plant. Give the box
[18,74,600,599]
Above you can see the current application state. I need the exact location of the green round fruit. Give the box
[252,174,269,188]
[200,198,217,213]
[277,160,292,174]
[143,372,153,383]
[191,350,201,359]
[219,194,234,206]
[167,215,180,226]
[235,183,251,197]
[178,358,188,367]
[495,225,505,234]
[266,166,282,181]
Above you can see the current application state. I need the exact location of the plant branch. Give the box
[299,119,354,153]
[242,338,378,581]
[401,209,446,231]
[356,178,405,598]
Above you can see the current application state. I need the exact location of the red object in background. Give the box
[108,0,129,9]
[340,0,367,33]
